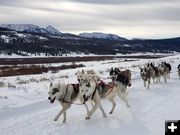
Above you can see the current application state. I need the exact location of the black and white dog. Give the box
[140,67,152,89]
[48,82,89,123]
[109,67,131,87]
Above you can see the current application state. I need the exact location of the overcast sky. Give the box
[0,0,180,39]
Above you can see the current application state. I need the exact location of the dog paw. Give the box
[54,117,58,121]
[85,116,90,120]
[63,119,66,123]
[103,115,107,118]
[127,104,131,108]
[63,120,66,123]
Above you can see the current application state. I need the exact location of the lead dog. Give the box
[48,82,89,123]
[79,79,130,120]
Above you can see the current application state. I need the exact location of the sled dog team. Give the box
[48,63,180,123]
[140,62,172,89]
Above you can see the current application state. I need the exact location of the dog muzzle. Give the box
[83,95,90,102]
[48,96,56,103]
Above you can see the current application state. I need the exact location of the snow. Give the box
[14,33,27,38]
[0,54,180,135]
[45,25,62,36]
[1,52,176,58]
[79,32,127,41]
[0,24,41,32]
[39,36,48,40]
[0,35,10,43]
[0,24,61,35]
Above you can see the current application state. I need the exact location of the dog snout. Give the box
[83,95,86,98]
[48,97,51,100]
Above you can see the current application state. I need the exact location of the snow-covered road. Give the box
[0,55,180,135]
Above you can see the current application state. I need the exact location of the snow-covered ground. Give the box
[0,55,180,135]
[0,52,178,58]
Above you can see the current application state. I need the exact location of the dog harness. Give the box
[59,84,86,105]
[104,83,115,96]
[95,81,115,97]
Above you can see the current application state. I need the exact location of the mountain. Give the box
[45,25,62,36]
[79,32,127,41]
[0,24,180,56]
[0,24,61,36]
[0,24,41,32]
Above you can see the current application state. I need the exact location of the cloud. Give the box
[0,0,180,38]
[68,0,179,5]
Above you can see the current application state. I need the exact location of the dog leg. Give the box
[86,102,99,120]
[108,96,116,114]
[164,75,167,83]
[99,103,107,117]
[153,77,155,84]
[84,103,90,115]
[147,79,150,89]
[90,100,94,107]
[118,91,130,107]
[86,93,100,120]
[54,103,71,122]
[144,80,146,87]
[158,76,160,83]
[63,112,66,123]
[168,72,170,79]
[79,96,90,115]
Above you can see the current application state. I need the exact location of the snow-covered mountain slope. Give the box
[0,55,180,135]
[79,32,127,41]
[45,25,62,36]
[0,24,41,32]
[0,24,61,35]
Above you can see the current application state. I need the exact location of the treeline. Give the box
[0,28,180,56]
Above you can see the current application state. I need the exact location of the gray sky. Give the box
[0,0,180,39]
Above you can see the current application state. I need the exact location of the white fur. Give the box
[79,81,130,120]
[76,70,101,84]
[48,82,89,123]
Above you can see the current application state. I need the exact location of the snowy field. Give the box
[0,54,180,135]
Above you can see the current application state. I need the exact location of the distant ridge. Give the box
[0,24,62,36]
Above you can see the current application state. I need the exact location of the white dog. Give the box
[79,80,130,120]
[48,82,89,123]
[76,69,101,84]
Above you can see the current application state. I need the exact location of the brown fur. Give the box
[159,67,169,83]
[119,69,132,86]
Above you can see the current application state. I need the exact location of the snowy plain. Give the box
[0,54,180,135]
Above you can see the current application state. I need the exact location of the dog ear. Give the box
[50,82,53,87]
[82,69,84,74]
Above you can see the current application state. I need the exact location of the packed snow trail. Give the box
[0,74,180,135]
[0,55,180,135]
